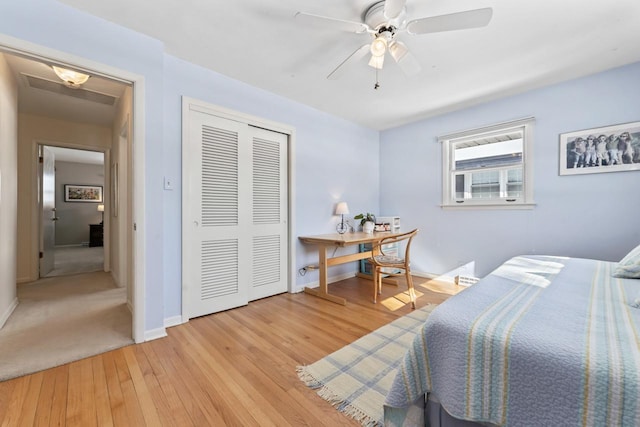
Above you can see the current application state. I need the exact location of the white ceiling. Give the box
[52,0,640,131]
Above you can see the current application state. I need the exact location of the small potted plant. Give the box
[354,213,376,233]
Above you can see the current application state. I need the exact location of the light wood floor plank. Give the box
[34,370,56,426]
[111,349,147,426]
[92,356,114,427]
[143,340,205,426]
[121,346,163,426]
[169,326,262,426]
[174,324,284,426]
[154,338,229,425]
[0,376,28,427]
[0,276,460,425]
[67,357,96,426]
[101,352,130,426]
[16,371,44,427]
[48,365,69,427]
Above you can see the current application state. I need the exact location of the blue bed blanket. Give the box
[384,255,640,426]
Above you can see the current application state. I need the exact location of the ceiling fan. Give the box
[295,0,492,85]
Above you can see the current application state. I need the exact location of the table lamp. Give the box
[97,204,104,224]
[335,202,349,234]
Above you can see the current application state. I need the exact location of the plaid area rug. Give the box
[297,304,436,426]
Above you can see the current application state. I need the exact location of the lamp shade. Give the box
[97,204,105,212]
[335,202,349,215]
[370,37,387,57]
[368,54,385,69]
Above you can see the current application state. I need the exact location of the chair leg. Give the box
[373,267,378,304]
[405,269,416,309]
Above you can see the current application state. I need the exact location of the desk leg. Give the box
[304,245,346,305]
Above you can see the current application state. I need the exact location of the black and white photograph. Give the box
[560,121,640,175]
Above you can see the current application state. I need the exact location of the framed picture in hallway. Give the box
[64,184,103,202]
[559,121,640,175]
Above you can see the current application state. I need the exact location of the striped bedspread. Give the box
[384,256,640,426]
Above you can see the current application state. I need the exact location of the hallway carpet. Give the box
[0,271,133,381]
[45,245,104,277]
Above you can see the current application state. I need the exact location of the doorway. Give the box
[0,38,145,343]
[39,145,106,278]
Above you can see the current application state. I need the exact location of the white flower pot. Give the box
[362,221,375,234]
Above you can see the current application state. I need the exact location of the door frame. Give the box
[34,142,110,276]
[181,96,297,323]
[0,34,146,343]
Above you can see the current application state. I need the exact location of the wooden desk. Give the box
[298,231,402,305]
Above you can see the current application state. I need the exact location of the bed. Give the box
[383,253,640,427]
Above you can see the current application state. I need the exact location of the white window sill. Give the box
[440,202,536,210]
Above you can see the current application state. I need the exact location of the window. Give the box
[440,117,535,208]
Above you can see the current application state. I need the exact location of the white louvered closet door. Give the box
[184,110,287,319]
[248,126,287,301]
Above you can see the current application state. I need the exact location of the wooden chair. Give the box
[369,229,419,309]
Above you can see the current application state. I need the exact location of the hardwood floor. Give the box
[0,275,461,426]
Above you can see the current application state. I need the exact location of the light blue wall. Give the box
[380,61,640,277]
[1,0,379,331]
[163,55,379,317]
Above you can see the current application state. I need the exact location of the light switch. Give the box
[164,176,174,190]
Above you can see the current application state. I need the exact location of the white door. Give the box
[183,110,288,319]
[40,146,56,277]
[248,126,288,301]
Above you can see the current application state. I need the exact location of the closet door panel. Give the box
[185,113,249,318]
[249,127,288,301]
[183,106,289,318]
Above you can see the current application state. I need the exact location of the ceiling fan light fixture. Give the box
[52,66,90,88]
[368,54,385,69]
[370,36,387,57]
[389,41,408,62]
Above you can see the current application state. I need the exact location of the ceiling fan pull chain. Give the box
[374,68,380,90]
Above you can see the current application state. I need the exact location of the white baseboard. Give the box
[292,271,357,293]
[0,297,18,329]
[412,271,439,279]
[142,318,183,341]
[144,327,168,342]
[164,315,184,328]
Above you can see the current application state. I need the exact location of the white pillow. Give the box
[613,244,640,279]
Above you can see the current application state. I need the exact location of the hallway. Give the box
[0,271,132,381]
[45,245,105,277]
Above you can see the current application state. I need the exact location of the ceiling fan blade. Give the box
[389,41,421,76]
[327,44,370,80]
[384,0,407,19]
[295,11,370,33]
[407,8,493,35]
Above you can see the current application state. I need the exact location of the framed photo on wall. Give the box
[64,184,103,202]
[559,121,640,175]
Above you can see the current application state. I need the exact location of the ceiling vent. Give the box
[24,74,117,106]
